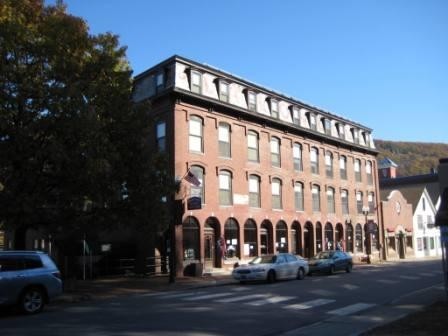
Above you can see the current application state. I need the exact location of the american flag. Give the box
[184,170,201,187]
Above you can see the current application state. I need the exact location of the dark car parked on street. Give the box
[0,251,63,314]
[308,250,353,275]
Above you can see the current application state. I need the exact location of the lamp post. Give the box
[362,206,371,264]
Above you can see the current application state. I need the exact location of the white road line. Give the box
[247,295,295,306]
[283,298,335,310]
[327,302,376,316]
[418,272,436,277]
[399,275,420,280]
[156,291,206,299]
[341,284,359,290]
[376,279,399,284]
[215,294,266,303]
[184,293,233,301]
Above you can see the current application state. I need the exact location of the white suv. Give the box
[0,251,63,314]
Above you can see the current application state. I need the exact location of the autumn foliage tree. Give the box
[0,0,174,274]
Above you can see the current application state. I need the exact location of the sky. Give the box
[49,0,447,143]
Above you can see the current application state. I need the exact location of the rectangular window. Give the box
[219,82,229,102]
[249,176,260,208]
[156,73,164,92]
[293,144,303,171]
[294,183,304,211]
[270,138,281,168]
[312,186,320,212]
[430,237,435,249]
[366,162,373,185]
[337,124,345,140]
[355,159,361,182]
[356,192,363,214]
[248,91,257,111]
[310,114,317,131]
[327,189,335,213]
[368,193,375,213]
[292,107,300,125]
[324,119,331,135]
[156,121,166,152]
[325,153,333,178]
[271,180,282,209]
[271,100,279,119]
[189,117,203,153]
[191,71,202,94]
[219,173,232,206]
[417,215,423,229]
[340,157,347,180]
[311,149,319,174]
[417,238,423,251]
[247,132,259,162]
[218,123,231,158]
[341,190,349,215]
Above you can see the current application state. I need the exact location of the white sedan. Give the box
[232,253,309,283]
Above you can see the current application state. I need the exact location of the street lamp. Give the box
[362,206,371,264]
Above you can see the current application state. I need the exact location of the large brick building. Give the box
[134,56,381,275]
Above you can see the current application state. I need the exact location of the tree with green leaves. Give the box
[0,0,174,274]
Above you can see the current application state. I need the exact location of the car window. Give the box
[24,255,43,269]
[276,255,286,263]
[285,254,296,262]
[0,256,23,272]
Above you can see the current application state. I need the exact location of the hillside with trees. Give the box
[375,140,448,177]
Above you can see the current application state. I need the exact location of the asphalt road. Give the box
[0,259,445,336]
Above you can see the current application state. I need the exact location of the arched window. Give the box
[355,224,363,253]
[244,219,258,257]
[366,161,373,185]
[341,189,349,215]
[316,222,323,253]
[293,143,303,171]
[356,191,363,214]
[340,155,347,180]
[325,151,333,178]
[324,222,334,250]
[312,184,321,212]
[354,159,362,182]
[276,221,288,253]
[190,165,205,204]
[224,218,239,258]
[183,217,200,260]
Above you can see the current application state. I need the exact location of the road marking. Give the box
[184,293,233,301]
[284,298,335,310]
[247,295,295,306]
[215,294,266,303]
[157,291,206,299]
[377,279,399,284]
[399,275,420,280]
[327,302,375,316]
[418,272,436,277]
[341,284,359,290]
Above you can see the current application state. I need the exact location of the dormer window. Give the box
[219,81,229,102]
[322,118,331,135]
[351,127,359,144]
[270,99,279,119]
[191,70,202,94]
[306,112,317,131]
[156,72,164,92]
[247,90,257,112]
[290,106,300,126]
[336,123,345,140]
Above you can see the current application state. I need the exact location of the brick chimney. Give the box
[378,158,398,180]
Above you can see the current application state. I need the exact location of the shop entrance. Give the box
[204,228,215,269]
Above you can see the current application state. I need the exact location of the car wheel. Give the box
[20,287,45,314]
[346,263,352,273]
[267,270,276,283]
[329,265,335,275]
[296,268,305,280]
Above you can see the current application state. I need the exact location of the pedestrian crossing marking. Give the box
[327,302,375,316]
[184,293,233,301]
[284,298,335,310]
[247,295,295,306]
[215,294,266,303]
